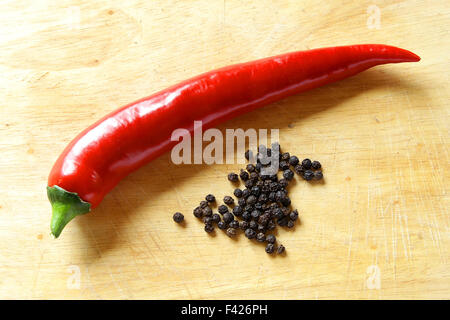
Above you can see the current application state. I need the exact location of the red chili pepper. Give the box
[47,44,420,237]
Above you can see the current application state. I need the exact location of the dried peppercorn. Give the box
[244,180,254,189]
[280,196,291,207]
[249,172,259,181]
[277,245,285,254]
[204,224,214,233]
[223,212,234,224]
[227,172,239,182]
[173,212,184,223]
[303,170,314,181]
[238,198,246,207]
[281,152,290,161]
[266,221,276,231]
[287,220,294,228]
[294,164,304,175]
[251,186,261,196]
[272,207,284,219]
[200,200,209,209]
[217,221,227,230]
[223,196,234,205]
[233,188,243,198]
[266,234,276,244]
[249,220,258,230]
[258,193,268,204]
[203,216,213,224]
[265,243,275,254]
[210,213,219,222]
[258,214,270,226]
[283,169,294,181]
[289,155,299,166]
[239,221,249,230]
[279,161,290,170]
[239,169,249,181]
[314,171,323,180]
[232,206,243,216]
[257,224,266,233]
[193,206,203,218]
[289,210,298,221]
[246,163,255,172]
[278,179,289,188]
[218,204,229,214]
[226,228,237,237]
[256,233,266,242]
[311,160,321,170]
[246,195,257,205]
[277,216,289,227]
[229,220,239,229]
[301,158,312,169]
[251,209,261,220]
[205,194,216,203]
[203,206,213,217]
[245,228,256,239]
[241,188,251,199]
[242,211,251,221]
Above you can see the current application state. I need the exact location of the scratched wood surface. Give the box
[0,0,448,299]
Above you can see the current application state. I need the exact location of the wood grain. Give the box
[0,0,448,299]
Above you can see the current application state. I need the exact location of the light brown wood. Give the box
[0,0,448,299]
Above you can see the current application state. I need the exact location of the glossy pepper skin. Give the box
[48,44,420,237]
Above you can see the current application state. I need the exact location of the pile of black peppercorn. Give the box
[173,143,324,255]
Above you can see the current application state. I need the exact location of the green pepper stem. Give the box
[47,186,91,238]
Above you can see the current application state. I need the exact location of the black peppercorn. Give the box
[205,194,216,203]
[303,170,314,181]
[249,172,259,181]
[204,224,214,233]
[242,188,251,198]
[242,211,251,221]
[229,220,239,229]
[283,169,294,181]
[266,234,276,244]
[289,155,299,166]
[249,220,258,230]
[227,172,239,182]
[279,161,290,170]
[173,212,184,223]
[244,149,252,161]
[277,245,285,254]
[211,213,221,223]
[240,221,249,230]
[277,216,289,227]
[223,212,234,223]
[226,228,237,237]
[311,160,321,170]
[289,209,298,221]
[218,204,229,214]
[266,221,276,231]
[281,152,290,161]
[258,193,268,204]
[223,196,234,205]
[258,214,270,226]
[244,180,254,189]
[256,232,266,242]
[251,186,261,196]
[301,158,312,169]
[232,206,243,216]
[238,198,246,207]
[217,221,227,230]
[257,224,266,233]
[272,208,283,219]
[265,243,275,254]
[287,220,294,228]
[255,163,262,172]
[203,206,213,217]
[245,228,256,239]
[294,164,304,175]
[314,171,323,180]
[200,200,209,209]
[203,216,213,224]
[280,196,291,207]
[193,206,203,218]
[278,179,289,188]
[233,188,243,198]
[246,195,257,205]
[246,163,255,172]
[239,169,249,181]
[251,209,261,220]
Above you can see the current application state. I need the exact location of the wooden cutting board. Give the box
[0,0,448,299]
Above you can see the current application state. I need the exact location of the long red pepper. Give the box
[47,44,420,237]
